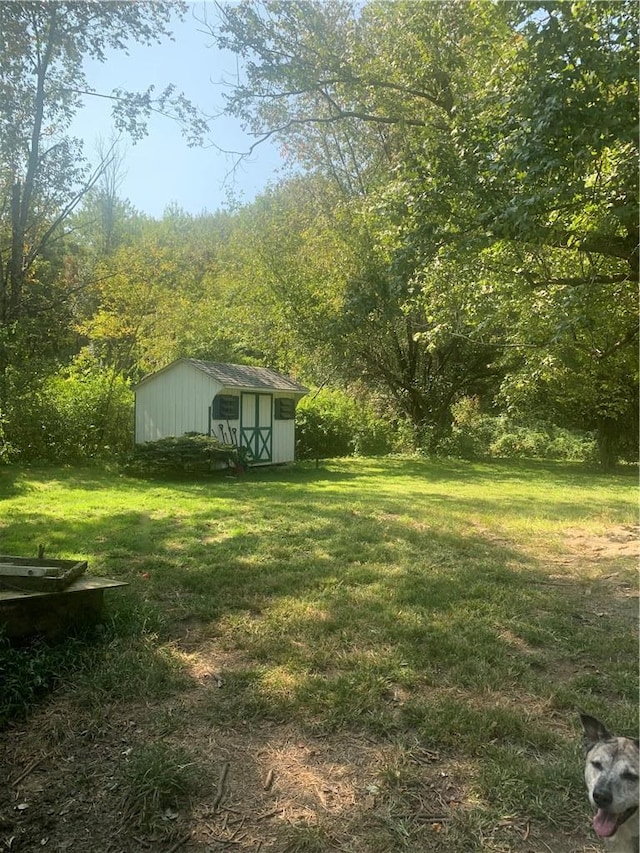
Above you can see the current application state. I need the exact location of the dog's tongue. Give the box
[593,809,619,838]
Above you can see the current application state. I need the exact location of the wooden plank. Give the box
[0,576,126,602]
[0,558,87,592]
[0,555,83,568]
[0,564,53,577]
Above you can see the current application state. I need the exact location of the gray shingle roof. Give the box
[189,359,308,393]
[135,358,308,394]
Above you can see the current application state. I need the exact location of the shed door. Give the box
[240,393,272,462]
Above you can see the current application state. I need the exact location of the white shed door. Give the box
[240,393,272,462]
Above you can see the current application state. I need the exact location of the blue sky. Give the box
[72,3,284,218]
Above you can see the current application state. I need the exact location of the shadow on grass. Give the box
[0,459,637,745]
[0,462,637,853]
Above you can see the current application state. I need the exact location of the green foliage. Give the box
[438,396,598,462]
[0,0,207,455]
[1,357,133,463]
[493,267,639,468]
[295,391,354,461]
[352,409,396,457]
[0,412,14,463]
[436,396,499,460]
[125,432,241,478]
[489,424,597,463]
[0,1,203,346]
[208,0,638,466]
[0,632,90,728]
[484,1,638,263]
[1,0,635,471]
[0,595,186,730]
[295,388,395,462]
[76,224,241,381]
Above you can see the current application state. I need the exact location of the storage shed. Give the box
[133,359,309,465]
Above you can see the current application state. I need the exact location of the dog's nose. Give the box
[593,788,613,809]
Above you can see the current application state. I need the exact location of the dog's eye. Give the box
[621,771,639,782]
[591,760,604,771]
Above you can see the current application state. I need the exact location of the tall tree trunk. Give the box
[596,417,619,470]
[8,182,23,323]
[7,8,58,325]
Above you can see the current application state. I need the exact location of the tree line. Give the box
[0,1,637,467]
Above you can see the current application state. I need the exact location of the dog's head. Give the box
[580,712,639,841]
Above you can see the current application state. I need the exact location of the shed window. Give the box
[274,398,295,420]
[212,394,239,420]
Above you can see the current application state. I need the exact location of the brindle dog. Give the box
[580,712,639,853]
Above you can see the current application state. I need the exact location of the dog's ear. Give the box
[579,711,612,749]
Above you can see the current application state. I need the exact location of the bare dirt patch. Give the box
[555,523,639,609]
[563,524,639,562]
[1,695,449,852]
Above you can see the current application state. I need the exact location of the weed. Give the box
[119,742,198,827]
[281,824,333,852]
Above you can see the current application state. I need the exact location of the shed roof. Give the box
[135,358,309,394]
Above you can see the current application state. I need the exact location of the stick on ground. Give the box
[213,761,230,810]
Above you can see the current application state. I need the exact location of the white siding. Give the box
[135,362,221,443]
[272,394,297,464]
[241,392,256,427]
[272,419,296,464]
[259,394,271,426]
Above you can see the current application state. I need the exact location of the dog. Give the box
[580,711,639,852]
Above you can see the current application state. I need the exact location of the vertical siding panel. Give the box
[272,394,296,464]
[272,420,295,463]
[135,362,219,442]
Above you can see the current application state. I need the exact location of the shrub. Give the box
[0,630,103,729]
[352,412,396,456]
[295,403,350,463]
[295,388,395,462]
[436,397,499,460]
[2,356,134,463]
[437,397,597,462]
[125,432,241,477]
[0,412,15,463]
[489,424,597,462]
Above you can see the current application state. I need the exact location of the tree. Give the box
[479,1,638,280]
[208,0,638,461]
[84,137,134,257]
[211,0,637,279]
[210,175,352,377]
[76,204,248,382]
[491,247,639,467]
[330,228,502,446]
[0,1,206,403]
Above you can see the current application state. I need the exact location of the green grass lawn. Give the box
[0,458,637,852]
